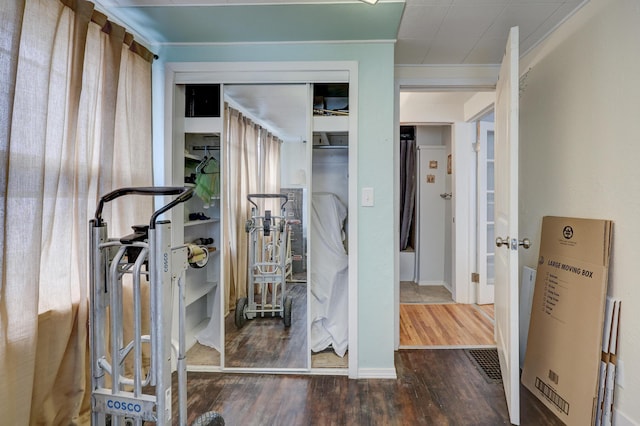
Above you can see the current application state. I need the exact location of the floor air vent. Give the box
[466,348,503,383]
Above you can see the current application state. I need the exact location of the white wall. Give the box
[416,125,446,147]
[281,141,308,188]
[519,0,640,423]
[401,92,472,123]
[312,148,349,206]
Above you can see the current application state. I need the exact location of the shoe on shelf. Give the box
[193,237,214,245]
[188,212,211,221]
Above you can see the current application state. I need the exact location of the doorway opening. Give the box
[397,90,496,349]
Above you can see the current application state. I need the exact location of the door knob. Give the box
[495,237,509,248]
[496,236,531,249]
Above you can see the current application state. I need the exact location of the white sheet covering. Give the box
[310,192,349,357]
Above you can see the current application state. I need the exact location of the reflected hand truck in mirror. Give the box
[235,194,292,328]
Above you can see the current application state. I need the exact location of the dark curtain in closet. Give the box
[399,130,416,250]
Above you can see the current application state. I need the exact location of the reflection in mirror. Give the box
[223,84,309,370]
[183,132,223,369]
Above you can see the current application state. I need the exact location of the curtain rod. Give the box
[313,145,348,149]
[60,0,158,63]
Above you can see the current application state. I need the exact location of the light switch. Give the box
[361,187,374,207]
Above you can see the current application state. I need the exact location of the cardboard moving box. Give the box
[521,216,613,426]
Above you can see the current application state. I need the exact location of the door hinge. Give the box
[471,272,480,283]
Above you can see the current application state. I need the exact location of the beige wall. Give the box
[519,0,640,423]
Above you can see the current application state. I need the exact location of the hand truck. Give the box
[234,194,292,328]
[89,187,224,426]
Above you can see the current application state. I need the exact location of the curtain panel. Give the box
[221,106,281,316]
[399,139,416,251]
[0,0,153,424]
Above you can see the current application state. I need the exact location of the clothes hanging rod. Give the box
[312,145,348,149]
[192,146,220,151]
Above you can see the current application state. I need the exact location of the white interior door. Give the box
[494,26,521,425]
[477,121,495,304]
[416,146,446,286]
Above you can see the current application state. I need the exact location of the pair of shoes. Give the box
[194,237,214,245]
[189,212,210,221]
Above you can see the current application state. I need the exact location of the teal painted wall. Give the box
[152,42,396,373]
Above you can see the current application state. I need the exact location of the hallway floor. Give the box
[399,283,495,347]
[400,282,453,304]
[400,303,495,347]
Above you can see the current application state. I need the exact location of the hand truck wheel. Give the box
[283,295,293,327]
[191,411,225,426]
[235,297,248,328]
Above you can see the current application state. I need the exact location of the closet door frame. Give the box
[163,61,359,377]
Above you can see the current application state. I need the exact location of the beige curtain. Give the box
[223,107,280,313]
[0,0,153,424]
[261,132,282,215]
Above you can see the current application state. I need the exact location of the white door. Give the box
[494,26,526,425]
[416,146,447,285]
[476,121,495,304]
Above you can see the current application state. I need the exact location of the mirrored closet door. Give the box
[167,67,355,375]
[309,84,350,370]
[222,84,309,370]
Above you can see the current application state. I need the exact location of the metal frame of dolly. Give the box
[89,186,224,426]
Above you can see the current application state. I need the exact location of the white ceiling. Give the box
[101,0,588,65]
[99,0,587,140]
[224,84,308,143]
[396,0,586,64]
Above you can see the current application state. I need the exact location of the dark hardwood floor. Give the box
[225,282,307,369]
[177,349,563,426]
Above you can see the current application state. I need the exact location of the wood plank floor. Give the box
[187,282,348,369]
[225,282,308,369]
[176,349,564,426]
[191,286,494,365]
[400,303,495,347]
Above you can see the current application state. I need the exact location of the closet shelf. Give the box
[184,117,223,134]
[185,153,202,161]
[186,280,218,306]
[185,218,219,227]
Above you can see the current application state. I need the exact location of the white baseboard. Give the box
[357,367,397,379]
[417,280,447,286]
[615,409,639,426]
[399,251,415,282]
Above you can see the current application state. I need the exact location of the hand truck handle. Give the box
[93,186,194,228]
[247,193,289,211]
